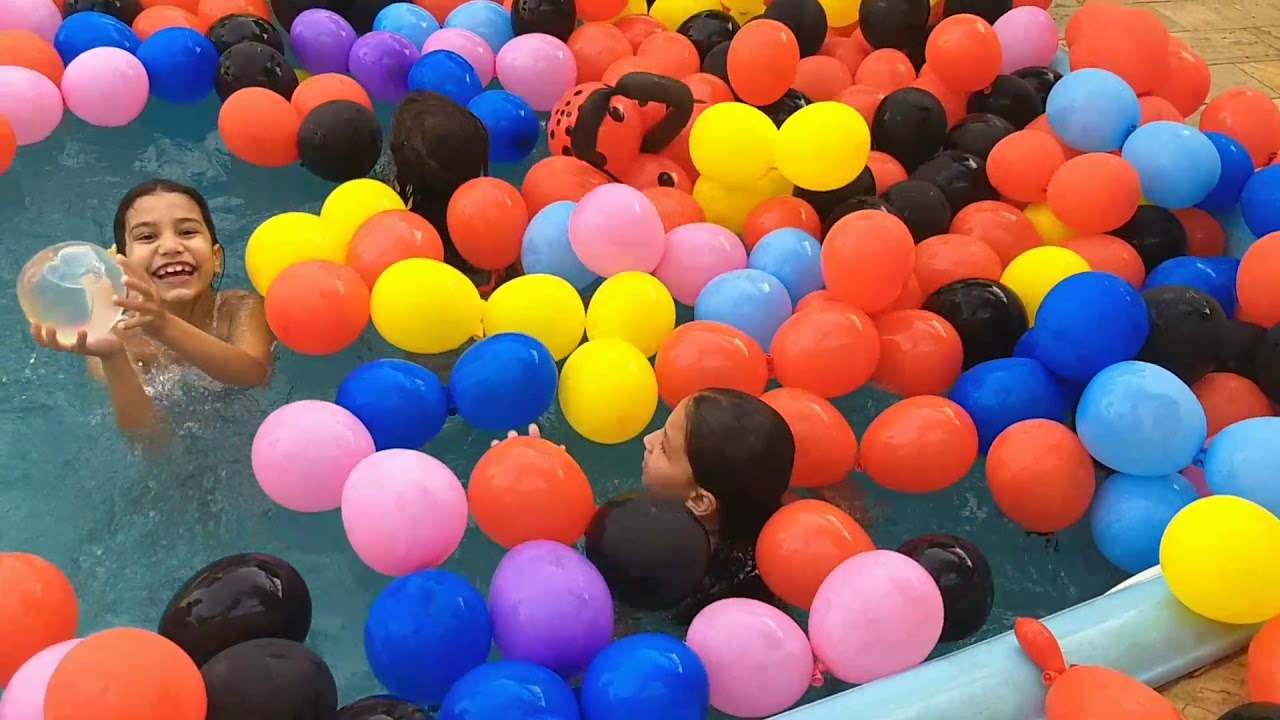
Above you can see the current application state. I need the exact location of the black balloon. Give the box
[825,196,896,234]
[299,100,384,182]
[967,74,1041,130]
[62,0,140,23]
[945,113,1015,160]
[202,639,337,720]
[1220,319,1267,378]
[159,553,312,668]
[1249,323,1280,404]
[679,11,740,63]
[341,0,396,34]
[216,42,299,102]
[873,87,948,172]
[207,14,285,57]
[1220,703,1280,720]
[1013,66,1062,111]
[1112,205,1188,274]
[512,0,576,41]
[762,0,828,56]
[269,0,342,32]
[338,696,431,720]
[585,495,712,610]
[896,534,994,642]
[881,179,952,242]
[794,165,877,222]
[1139,285,1229,386]
[858,0,931,51]
[941,0,1011,25]
[761,88,811,127]
[922,279,1029,368]
[912,150,999,212]
[703,40,732,84]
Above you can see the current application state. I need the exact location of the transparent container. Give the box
[17,242,126,343]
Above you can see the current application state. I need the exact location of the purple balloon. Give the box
[349,30,421,104]
[488,540,614,677]
[290,9,358,75]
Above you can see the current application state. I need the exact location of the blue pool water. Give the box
[0,98,1127,711]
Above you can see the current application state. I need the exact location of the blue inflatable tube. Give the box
[779,577,1260,720]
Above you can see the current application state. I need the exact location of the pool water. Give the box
[0,98,1127,711]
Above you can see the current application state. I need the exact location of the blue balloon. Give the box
[521,201,597,289]
[440,661,580,720]
[444,0,514,53]
[1089,472,1198,574]
[693,268,793,350]
[1240,165,1280,238]
[580,634,709,720]
[408,50,483,106]
[747,228,823,304]
[375,2,441,49]
[948,358,1072,452]
[1046,68,1140,152]
[54,11,139,63]
[1205,416,1280,517]
[1143,255,1238,315]
[1076,361,1207,476]
[1050,47,1071,76]
[468,90,539,164]
[1120,121,1221,209]
[1197,132,1255,213]
[365,570,493,707]
[1032,272,1149,382]
[336,359,449,450]
[449,333,557,432]
[135,28,218,105]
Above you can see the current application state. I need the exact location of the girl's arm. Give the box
[87,352,161,442]
[149,292,274,388]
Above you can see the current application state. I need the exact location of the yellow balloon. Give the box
[483,274,586,361]
[244,212,343,295]
[559,339,659,444]
[370,258,484,354]
[1024,202,1076,246]
[693,170,793,235]
[689,103,777,184]
[320,179,406,251]
[999,246,1091,324]
[648,0,718,30]
[723,0,764,21]
[777,101,870,192]
[1161,495,1280,624]
[817,0,860,28]
[609,0,647,19]
[586,272,676,357]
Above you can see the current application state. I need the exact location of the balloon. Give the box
[999,245,1090,324]
[264,261,370,356]
[993,7,1057,74]
[450,333,558,432]
[445,0,514,53]
[968,73,1041,130]
[654,321,768,407]
[1200,87,1280,168]
[726,19,798,105]
[580,634,710,720]
[691,268,793,350]
[370,259,484,354]
[1139,285,1229,386]
[1250,617,1280,703]
[439,662,580,720]
[861,395,979,493]
[251,400,375,513]
[1197,131,1255,214]
[205,13,280,55]
[1204,417,1280,517]
[822,209,916,313]
[872,308,965,396]
[948,357,1071,452]
[336,697,429,720]
[512,0,576,38]
[218,87,302,167]
[896,534,992,643]
[1121,122,1221,210]
[480,275,584,361]
[1063,234,1146,289]
[0,640,80,720]
[1046,68,1139,152]
[1145,255,1237,315]
[470,89,541,163]
[297,100,383,183]
[1222,704,1280,720]
[1173,209,1227,258]
[520,201,598,289]
[0,0,63,40]
[201,639,337,720]
[761,387,857,489]
[1113,205,1189,275]
[756,498,872,610]
[1090,472,1198,574]
[913,233,1002,297]
[44,629,205,720]
[1238,231,1280,327]
[348,31,420,103]
[910,150,999,214]
[585,495,711,610]
[346,211,444,289]
[1046,153,1142,235]
[559,339,659,444]
[0,554,77,687]
[470,437,595,549]
[653,223,749,306]
[694,170,795,234]
[446,178,528,272]
[876,180,950,243]
[925,14,1000,93]
[776,101,870,191]
[950,199,1041,267]
[424,27,497,85]
[872,87,947,172]
[408,49,482,105]
[136,28,218,104]
[291,10,359,74]
[1031,271,1149,382]
[375,2,441,48]
[53,11,138,63]
[1193,372,1273,437]
[61,46,148,127]
[496,33,576,111]
[770,306,881,398]
[215,41,298,101]
[689,102,778,183]
[322,178,407,247]
[586,272,675,357]
[1149,37,1209,119]
[569,184,665,276]
[945,113,1014,161]
[0,66,62,147]
[922,278,1028,368]
[986,420,1094,533]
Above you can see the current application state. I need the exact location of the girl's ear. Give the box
[213,244,224,275]
[686,487,717,517]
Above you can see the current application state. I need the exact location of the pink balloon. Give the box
[0,66,63,146]
[251,400,375,513]
[0,639,80,720]
[993,6,1060,75]
[422,28,495,85]
[569,183,666,277]
[686,598,814,718]
[495,33,577,112]
[0,0,63,40]
[61,47,150,128]
[653,222,749,305]
[808,549,943,685]
[341,449,468,575]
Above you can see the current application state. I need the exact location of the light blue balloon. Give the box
[694,268,793,351]
[375,2,441,49]
[1217,205,1259,259]
[1120,122,1221,209]
[1076,361,1207,476]
[521,201,597,289]
[1089,472,1198,574]
[1050,47,1071,76]
[1046,68,1140,152]
[1205,416,1280,517]
[444,0,514,53]
[747,228,823,305]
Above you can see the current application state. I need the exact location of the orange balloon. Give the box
[793,55,854,101]
[727,19,800,106]
[522,156,612,215]
[861,395,978,493]
[614,14,664,52]
[866,150,907,193]
[756,499,874,609]
[644,186,705,231]
[833,84,885,128]
[1200,87,1280,167]
[794,289,850,313]
[469,437,596,548]
[218,88,301,168]
[683,72,734,105]
[987,130,1066,203]
[872,309,964,397]
[0,117,14,176]
[0,553,77,686]
[621,152,692,191]
[822,210,917,313]
[1172,208,1225,258]
[654,320,769,407]
[1193,372,1274,437]
[265,261,370,355]
[878,272,925,313]
[637,31,700,78]
[1138,95,1182,125]
[1045,153,1142,234]
[1237,232,1280,326]
[132,6,203,38]
[601,54,664,86]
[657,105,700,180]
[1045,665,1180,720]
[141,0,198,10]
[0,30,65,85]
[986,419,1095,533]
[447,178,528,271]
[416,0,468,22]
[1249,613,1280,701]
[197,0,268,25]
[914,233,1003,296]
[1067,8,1168,96]
[569,23,634,83]
[911,69,969,128]
[761,388,859,490]
[576,0,626,22]
[1025,114,1082,160]
[45,628,206,720]
[291,73,373,117]
[1064,1,1127,48]
[1149,37,1209,119]
[770,306,882,398]
[925,15,1001,93]
[819,36,869,77]
[850,27,872,54]
[854,49,916,95]
[347,210,445,288]
[742,196,821,250]
[1063,234,1146,288]
[950,200,1043,267]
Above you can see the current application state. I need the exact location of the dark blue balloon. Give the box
[580,634,709,720]
[949,357,1072,452]
[336,359,449,450]
[53,11,139,63]
[439,661,580,720]
[408,50,483,107]
[1197,132,1255,213]
[468,90,540,164]
[1241,165,1280,238]
[449,333,557,433]
[365,570,493,708]
[1031,271,1150,383]
[1012,329,1085,405]
[1143,255,1238,315]
[136,28,218,104]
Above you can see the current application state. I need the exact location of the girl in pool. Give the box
[29,179,275,439]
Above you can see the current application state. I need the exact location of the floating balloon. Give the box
[654,321,769,407]
[587,272,676,357]
[897,534,993,642]
[44,629,205,720]
[922,279,1029,368]
[757,498,872,609]
[559,339,658,444]
[0,553,77,687]
[987,419,1096,533]
[949,357,1072,452]
[761,387,858,489]
[449,333,559,433]
[770,306,880,398]
[861,395,979,493]
[580,634,710,720]
[470,437,595,549]
[439,661,579,720]
[201,639,337,720]
[1090,473,1198,574]
[1032,271,1150,383]
[1139,285,1229,386]
[337,697,429,720]
[1077,361,1207,477]
[251,400,375,513]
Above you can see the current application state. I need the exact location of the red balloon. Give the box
[770,306,881,399]
[447,178,529,271]
[727,19,800,106]
[1200,87,1280,167]
[469,437,596,548]
[522,156,612,215]
[742,196,821,251]
[621,153,692,191]
[264,261,370,355]
[1149,37,1209,118]
[925,15,1002,93]
[872,309,964,397]
[654,321,769,407]
[1068,7,1169,96]
[347,210,444,288]
[822,210,916,313]
[861,395,978,493]
[761,388,859,490]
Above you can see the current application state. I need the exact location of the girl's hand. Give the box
[113,256,168,334]
[31,323,125,358]
[489,424,562,448]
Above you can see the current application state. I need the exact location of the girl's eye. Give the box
[180,229,199,237]
[135,235,156,243]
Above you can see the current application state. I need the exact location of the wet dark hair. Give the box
[113,179,220,255]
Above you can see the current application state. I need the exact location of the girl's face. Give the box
[123,192,221,304]
[642,398,696,501]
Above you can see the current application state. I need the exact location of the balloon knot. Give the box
[1042,669,1060,686]
[765,353,775,379]
[1192,447,1207,468]
[811,661,827,687]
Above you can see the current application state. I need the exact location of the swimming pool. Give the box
[0,97,1129,711]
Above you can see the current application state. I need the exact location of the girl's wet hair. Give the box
[113,179,219,255]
